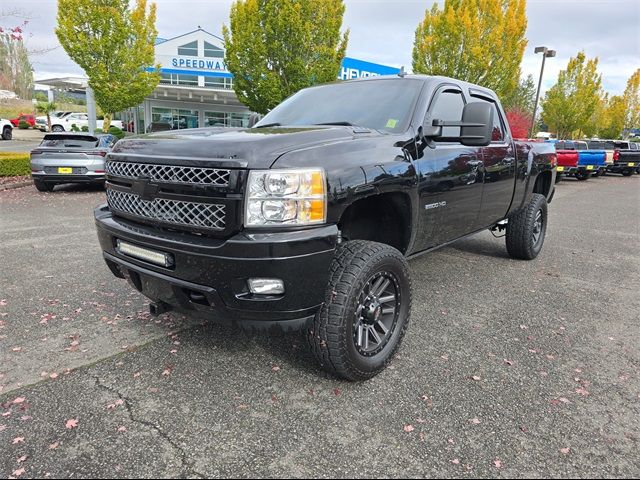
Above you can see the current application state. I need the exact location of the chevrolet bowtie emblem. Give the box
[131,176,159,201]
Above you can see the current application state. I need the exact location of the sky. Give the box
[3,0,640,95]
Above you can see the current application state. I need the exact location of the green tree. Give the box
[223,0,349,114]
[502,74,536,113]
[55,0,160,131]
[622,69,640,136]
[35,101,57,132]
[412,0,527,100]
[540,52,603,139]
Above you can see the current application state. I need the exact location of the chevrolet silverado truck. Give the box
[608,141,640,176]
[575,141,605,180]
[94,75,556,380]
[552,140,579,182]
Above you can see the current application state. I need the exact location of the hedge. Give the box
[0,153,31,177]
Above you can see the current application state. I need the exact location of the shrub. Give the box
[81,125,89,132]
[18,120,30,129]
[108,125,125,139]
[70,123,80,132]
[0,153,31,176]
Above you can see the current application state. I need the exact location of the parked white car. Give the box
[0,118,13,140]
[36,112,123,132]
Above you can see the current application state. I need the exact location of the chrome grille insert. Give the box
[106,160,231,186]
[107,189,226,231]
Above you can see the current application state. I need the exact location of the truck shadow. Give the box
[448,236,511,260]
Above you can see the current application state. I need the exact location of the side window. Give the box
[429,90,465,139]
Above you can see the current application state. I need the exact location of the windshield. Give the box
[254,79,423,133]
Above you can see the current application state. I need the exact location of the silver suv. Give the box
[30,133,118,192]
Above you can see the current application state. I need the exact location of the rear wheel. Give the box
[506,193,548,260]
[308,240,411,381]
[592,170,601,177]
[2,126,11,140]
[51,125,64,132]
[575,170,591,181]
[34,180,54,192]
[622,169,633,177]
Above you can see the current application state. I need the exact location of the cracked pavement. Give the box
[1,176,639,478]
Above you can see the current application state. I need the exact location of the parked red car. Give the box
[10,113,36,128]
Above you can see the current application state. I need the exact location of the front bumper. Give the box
[95,205,338,329]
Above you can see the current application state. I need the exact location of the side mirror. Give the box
[460,102,493,147]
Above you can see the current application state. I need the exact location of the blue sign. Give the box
[338,57,400,80]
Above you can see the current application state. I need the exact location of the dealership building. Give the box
[39,28,400,134]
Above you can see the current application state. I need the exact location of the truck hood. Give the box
[110,126,373,169]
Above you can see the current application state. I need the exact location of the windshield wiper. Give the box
[254,122,281,128]
[315,121,354,126]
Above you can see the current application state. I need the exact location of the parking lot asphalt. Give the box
[1,175,639,478]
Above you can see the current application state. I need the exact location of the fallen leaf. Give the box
[65,418,78,429]
[49,373,58,379]
[575,387,590,396]
[13,468,25,477]
[17,455,27,463]
[133,372,141,378]
[559,447,570,455]
[451,458,460,465]
[333,388,341,396]
[403,424,414,433]
[503,359,514,366]
[12,437,25,444]
[115,399,124,406]
[494,459,503,469]
[12,347,22,352]
[0,299,6,306]
[13,397,26,404]
[48,442,59,450]
[271,365,280,372]
[117,426,127,433]
[470,418,481,424]
[471,375,481,381]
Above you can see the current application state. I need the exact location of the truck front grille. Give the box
[106,189,226,231]
[106,160,231,186]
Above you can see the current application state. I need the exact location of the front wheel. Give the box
[622,169,633,177]
[51,125,64,132]
[308,240,411,381]
[506,193,548,260]
[2,127,11,140]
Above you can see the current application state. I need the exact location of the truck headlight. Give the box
[245,168,326,227]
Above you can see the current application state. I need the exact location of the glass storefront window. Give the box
[204,76,233,90]
[204,111,250,128]
[152,107,199,130]
[159,73,199,87]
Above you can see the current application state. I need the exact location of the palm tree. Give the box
[35,101,57,132]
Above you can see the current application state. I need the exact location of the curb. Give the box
[0,180,32,191]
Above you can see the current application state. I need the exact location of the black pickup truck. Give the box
[608,140,640,176]
[95,75,556,380]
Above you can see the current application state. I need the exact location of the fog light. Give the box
[247,278,285,295]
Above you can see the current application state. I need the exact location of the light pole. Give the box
[531,46,556,138]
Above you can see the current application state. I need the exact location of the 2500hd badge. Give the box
[95,75,557,381]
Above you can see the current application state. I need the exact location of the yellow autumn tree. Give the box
[623,69,640,136]
[412,0,527,100]
[599,95,626,139]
